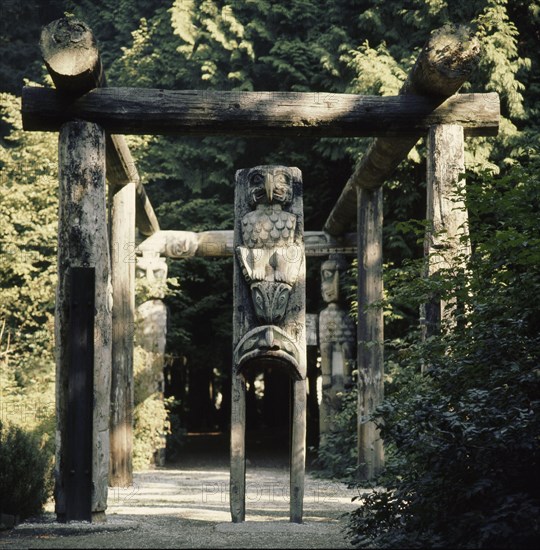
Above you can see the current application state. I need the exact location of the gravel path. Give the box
[0,434,362,549]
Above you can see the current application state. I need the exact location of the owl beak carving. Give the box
[265,176,274,202]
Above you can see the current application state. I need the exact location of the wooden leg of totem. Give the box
[290,378,306,523]
[230,373,246,523]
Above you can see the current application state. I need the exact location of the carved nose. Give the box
[258,327,280,351]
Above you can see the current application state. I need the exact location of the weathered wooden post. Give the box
[318,254,356,445]
[422,124,470,341]
[231,165,306,523]
[322,24,483,482]
[109,182,136,486]
[40,16,160,488]
[56,121,111,522]
[357,188,384,481]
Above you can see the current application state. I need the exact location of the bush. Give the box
[0,420,52,521]
[132,393,170,470]
[314,387,358,481]
[348,155,540,548]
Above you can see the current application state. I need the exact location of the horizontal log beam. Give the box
[22,87,499,138]
[137,230,357,258]
[39,17,159,236]
[324,24,486,236]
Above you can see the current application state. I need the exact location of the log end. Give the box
[405,24,481,97]
[427,24,481,79]
[40,17,102,93]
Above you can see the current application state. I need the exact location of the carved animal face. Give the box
[250,281,291,324]
[248,167,293,206]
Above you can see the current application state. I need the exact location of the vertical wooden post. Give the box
[65,267,94,522]
[230,373,246,523]
[357,187,384,480]
[423,124,470,341]
[290,378,306,523]
[109,182,136,487]
[56,121,111,522]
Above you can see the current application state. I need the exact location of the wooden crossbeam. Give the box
[137,230,358,258]
[22,87,498,138]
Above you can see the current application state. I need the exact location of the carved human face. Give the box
[321,259,340,303]
[136,251,168,299]
[248,167,293,206]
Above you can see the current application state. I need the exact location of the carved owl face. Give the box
[248,167,293,207]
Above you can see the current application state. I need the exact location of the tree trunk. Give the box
[40,18,105,95]
[40,16,159,237]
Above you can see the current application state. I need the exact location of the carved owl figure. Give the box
[238,166,301,288]
[237,166,302,325]
[241,167,296,250]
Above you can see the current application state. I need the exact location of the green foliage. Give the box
[314,387,358,481]
[0,420,53,520]
[0,93,58,379]
[348,156,540,548]
[132,392,170,470]
[1,0,539,519]
[0,92,57,466]
[132,344,171,470]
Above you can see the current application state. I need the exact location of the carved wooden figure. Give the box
[318,254,356,443]
[134,251,168,464]
[231,166,306,523]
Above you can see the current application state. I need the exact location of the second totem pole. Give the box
[231,165,307,523]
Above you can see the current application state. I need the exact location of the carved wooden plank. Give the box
[40,17,159,236]
[137,230,358,258]
[422,125,470,341]
[22,86,498,137]
[324,24,485,236]
[65,267,94,522]
[56,121,111,522]
[357,188,384,481]
[109,182,135,487]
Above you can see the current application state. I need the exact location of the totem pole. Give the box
[231,165,306,523]
[135,250,168,464]
[318,254,356,444]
